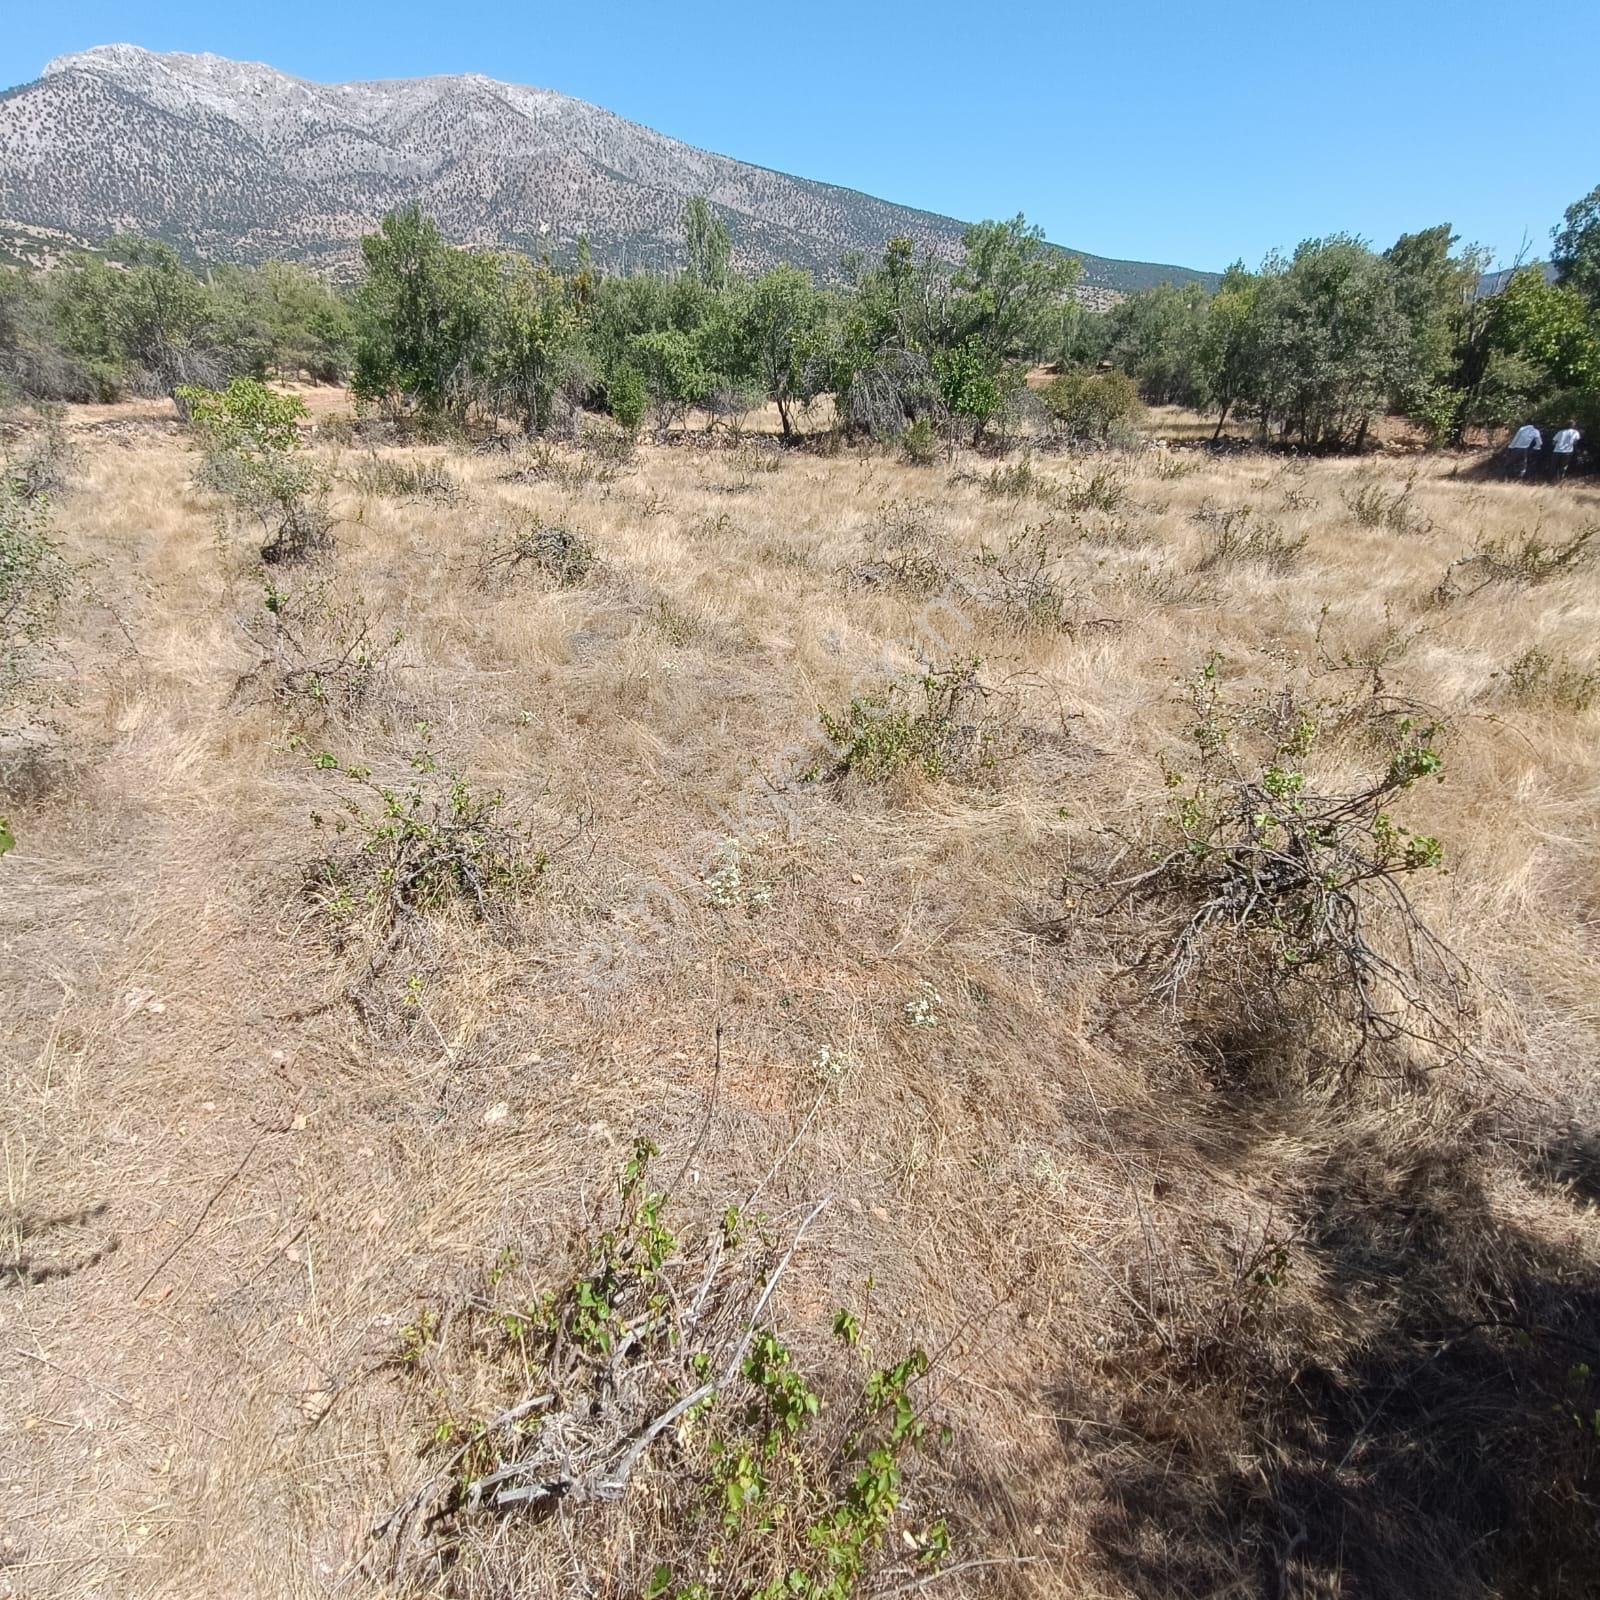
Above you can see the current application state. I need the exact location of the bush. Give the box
[347,452,460,504]
[179,378,332,562]
[1073,661,1467,1083]
[0,467,73,737]
[303,725,544,941]
[233,582,401,725]
[373,1145,951,1600]
[1192,501,1307,572]
[1040,368,1144,442]
[476,520,600,589]
[608,365,647,435]
[900,416,939,465]
[817,660,1016,784]
[1496,646,1599,712]
[1343,472,1433,536]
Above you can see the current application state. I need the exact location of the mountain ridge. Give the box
[0,45,1220,297]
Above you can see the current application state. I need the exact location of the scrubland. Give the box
[4,400,1600,1600]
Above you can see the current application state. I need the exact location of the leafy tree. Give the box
[1486,267,1600,393]
[684,196,732,294]
[482,256,584,433]
[1552,183,1600,309]
[934,337,1007,443]
[1249,237,1412,447]
[948,214,1079,362]
[736,266,829,439]
[53,240,214,395]
[352,207,491,415]
[1106,280,1209,406]
[1195,263,1261,438]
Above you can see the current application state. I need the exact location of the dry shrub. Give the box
[1343,470,1432,535]
[1192,501,1308,572]
[476,519,601,590]
[369,1146,954,1600]
[231,580,401,725]
[1495,646,1600,713]
[1433,524,1596,603]
[972,523,1109,633]
[845,499,951,596]
[302,728,545,960]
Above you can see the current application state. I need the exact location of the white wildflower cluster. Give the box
[811,1044,855,1084]
[903,978,942,1028]
[703,838,771,910]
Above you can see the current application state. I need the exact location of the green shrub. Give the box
[900,416,939,465]
[179,377,331,561]
[609,365,647,435]
[1040,368,1145,442]
[302,725,544,938]
[377,1143,951,1600]
[818,660,1012,783]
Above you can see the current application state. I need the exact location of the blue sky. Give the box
[4,1,1594,273]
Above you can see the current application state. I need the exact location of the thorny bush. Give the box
[302,723,544,943]
[1078,657,1470,1083]
[233,581,401,726]
[374,1141,952,1600]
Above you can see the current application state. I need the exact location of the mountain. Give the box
[0,45,1218,297]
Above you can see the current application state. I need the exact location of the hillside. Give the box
[0,44,1218,294]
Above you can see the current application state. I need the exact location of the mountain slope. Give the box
[0,44,1218,294]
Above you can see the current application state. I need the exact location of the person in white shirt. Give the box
[1506,422,1541,478]
[1550,422,1581,482]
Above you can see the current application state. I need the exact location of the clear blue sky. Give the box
[4,1,1595,273]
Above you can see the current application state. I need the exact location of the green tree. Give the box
[683,196,732,294]
[948,214,1080,362]
[1195,263,1261,438]
[482,256,583,433]
[737,266,829,439]
[1552,183,1600,309]
[352,207,490,416]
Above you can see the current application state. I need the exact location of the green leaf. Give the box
[0,817,14,858]
[645,1564,674,1600]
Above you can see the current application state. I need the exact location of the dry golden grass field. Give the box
[3,397,1600,1600]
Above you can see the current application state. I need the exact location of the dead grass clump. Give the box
[232,580,401,725]
[348,452,461,504]
[371,1147,952,1600]
[1192,501,1308,572]
[1343,470,1432,535]
[476,520,601,590]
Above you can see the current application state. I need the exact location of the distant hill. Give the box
[0,45,1218,298]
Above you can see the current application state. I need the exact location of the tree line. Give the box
[2,184,1597,453]
[1092,188,1600,448]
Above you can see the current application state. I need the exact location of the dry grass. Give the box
[3,403,1600,1600]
